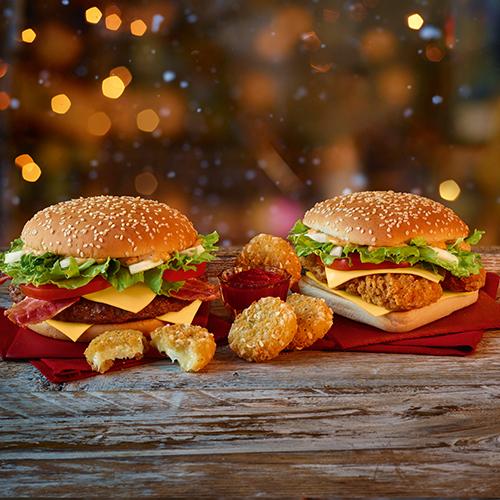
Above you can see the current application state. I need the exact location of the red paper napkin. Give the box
[0,302,212,383]
[309,272,500,356]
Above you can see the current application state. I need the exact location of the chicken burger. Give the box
[289,191,486,332]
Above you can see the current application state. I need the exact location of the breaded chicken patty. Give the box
[341,274,443,311]
[441,268,486,292]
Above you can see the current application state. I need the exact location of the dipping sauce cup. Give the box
[218,266,291,316]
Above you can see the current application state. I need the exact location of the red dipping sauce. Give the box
[218,266,291,314]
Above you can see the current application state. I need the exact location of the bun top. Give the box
[303,191,469,246]
[21,196,198,260]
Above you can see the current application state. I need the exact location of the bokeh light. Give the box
[51,94,71,114]
[136,109,160,132]
[101,76,125,99]
[22,162,42,182]
[425,44,445,62]
[88,112,111,136]
[407,13,424,30]
[21,29,37,43]
[1,1,499,246]
[110,66,132,87]
[439,180,461,201]
[130,20,147,37]
[105,13,122,31]
[15,154,34,168]
[0,91,10,110]
[134,172,158,195]
[0,60,8,78]
[85,7,102,24]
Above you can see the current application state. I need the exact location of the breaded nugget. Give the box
[84,329,147,374]
[342,273,443,311]
[442,268,486,292]
[150,324,216,372]
[236,233,302,285]
[286,293,333,350]
[228,296,297,362]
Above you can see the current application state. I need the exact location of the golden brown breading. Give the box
[84,329,147,374]
[286,293,333,350]
[228,296,297,362]
[236,233,302,285]
[299,254,325,282]
[441,268,486,292]
[150,324,216,372]
[341,274,443,311]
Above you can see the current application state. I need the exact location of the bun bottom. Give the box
[298,276,479,332]
[27,318,165,342]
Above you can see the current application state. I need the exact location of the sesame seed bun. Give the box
[303,191,469,247]
[27,318,165,342]
[21,196,198,260]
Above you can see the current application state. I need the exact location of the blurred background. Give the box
[0,0,499,246]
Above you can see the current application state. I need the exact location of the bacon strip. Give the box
[5,296,79,327]
[0,274,11,286]
[171,278,220,302]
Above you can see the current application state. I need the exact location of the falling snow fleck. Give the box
[162,71,176,82]
[432,95,443,105]
[403,107,414,118]
[180,80,189,88]
[458,85,472,98]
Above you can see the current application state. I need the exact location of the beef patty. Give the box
[9,284,190,324]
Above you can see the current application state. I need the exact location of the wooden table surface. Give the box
[1,247,499,498]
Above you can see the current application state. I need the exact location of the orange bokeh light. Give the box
[85,7,103,24]
[425,44,445,62]
[110,66,132,87]
[105,13,122,31]
[0,91,10,110]
[102,76,125,99]
[22,162,42,182]
[88,112,111,136]
[130,19,147,36]
[21,28,37,43]
[136,109,160,132]
[0,60,8,78]
[15,154,34,168]
[51,94,72,114]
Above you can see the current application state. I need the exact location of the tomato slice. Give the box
[329,253,411,271]
[163,262,207,282]
[20,276,110,301]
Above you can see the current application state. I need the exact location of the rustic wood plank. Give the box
[1,385,500,456]
[0,334,500,393]
[1,449,499,498]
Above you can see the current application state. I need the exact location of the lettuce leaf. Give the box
[288,220,484,278]
[0,231,219,295]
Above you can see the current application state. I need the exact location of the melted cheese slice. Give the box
[83,283,156,313]
[156,299,202,324]
[45,319,93,342]
[306,272,476,318]
[324,265,442,290]
[306,272,390,316]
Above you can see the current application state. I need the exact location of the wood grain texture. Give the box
[0,246,499,498]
